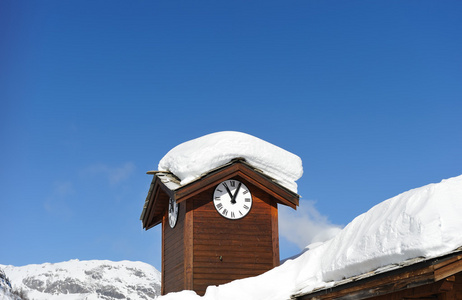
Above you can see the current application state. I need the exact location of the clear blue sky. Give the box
[1,1,461,271]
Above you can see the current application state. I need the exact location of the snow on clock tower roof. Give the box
[156,131,303,194]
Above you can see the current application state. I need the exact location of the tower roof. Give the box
[140,158,300,230]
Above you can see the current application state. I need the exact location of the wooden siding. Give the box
[191,179,278,296]
[162,198,185,295]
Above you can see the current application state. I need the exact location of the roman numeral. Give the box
[243,189,248,194]
[223,209,228,216]
[216,189,223,193]
[222,182,228,189]
[216,203,223,210]
[245,198,251,202]
[215,197,221,201]
[243,205,249,210]
[239,211,243,216]
[231,212,235,219]
[230,180,235,187]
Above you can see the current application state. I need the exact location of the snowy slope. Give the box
[0,268,23,300]
[0,260,161,300]
[158,131,303,193]
[158,174,462,300]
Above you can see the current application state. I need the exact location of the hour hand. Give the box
[231,183,241,204]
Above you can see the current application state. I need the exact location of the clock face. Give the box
[213,179,252,220]
[168,198,179,228]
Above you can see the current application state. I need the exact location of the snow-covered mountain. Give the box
[0,260,161,300]
[1,268,24,300]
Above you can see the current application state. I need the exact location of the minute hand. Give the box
[230,183,241,204]
[223,183,234,199]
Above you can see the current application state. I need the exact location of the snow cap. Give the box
[158,131,303,193]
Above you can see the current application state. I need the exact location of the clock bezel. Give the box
[213,179,253,220]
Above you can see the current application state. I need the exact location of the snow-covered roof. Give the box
[140,158,300,229]
[159,174,462,300]
[157,131,303,193]
[293,246,462,299]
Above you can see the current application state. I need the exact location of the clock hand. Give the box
[223,183,234,199]
[230,182,241,204]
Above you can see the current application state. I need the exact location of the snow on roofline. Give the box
[157,131,303,193]
[147,157,297,193]
[293,246,462,299]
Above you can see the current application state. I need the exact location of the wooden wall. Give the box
[162,198,185,294]
[191,178,278,296]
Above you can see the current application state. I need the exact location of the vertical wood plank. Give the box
[184,200,194,290]
[271,199,280,267]
[161,211,166,295]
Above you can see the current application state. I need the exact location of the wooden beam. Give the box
[161,212,166,295]
[271,199,280,267]
[184,200,194,291]
[434,254,462,282]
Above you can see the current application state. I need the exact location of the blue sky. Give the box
[1,1,461,271]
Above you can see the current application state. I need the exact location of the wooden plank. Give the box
[184,200,194,291]
[163,249,184,268]
[434,255,462,282]
[271,199,279,267]
[193,217,271,226]
[192,261,273,270]
[194,254,273,264]
[193,234,272,243]
[193,277,248,286]
[161,212,165,295]
[193,226,272,236]
[193,272,262,280]
[194,243,273,253]
[194,249,272,263]
[164,237,183,252]
[193,237,272,246]
[193,265,272,275]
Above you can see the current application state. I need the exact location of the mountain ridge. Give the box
[0,259,161,300]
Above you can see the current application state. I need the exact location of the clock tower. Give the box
[140,158,299,296]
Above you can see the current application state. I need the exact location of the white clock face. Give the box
[213,179,252,220]
[168,198,179,228]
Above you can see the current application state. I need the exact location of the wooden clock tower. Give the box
[140,158,299,296]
